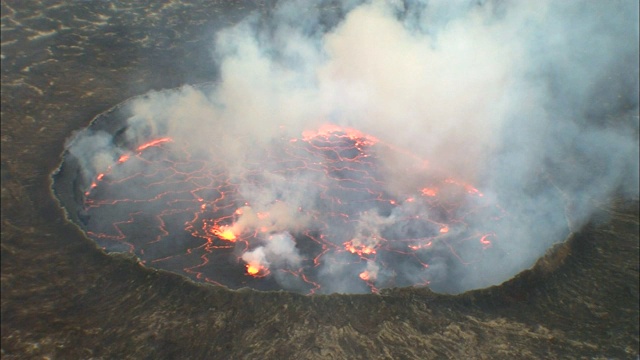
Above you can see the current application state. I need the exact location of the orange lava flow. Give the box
[80,124,506,294]
[136,137,172,152]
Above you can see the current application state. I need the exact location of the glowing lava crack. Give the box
[70,124,506,294]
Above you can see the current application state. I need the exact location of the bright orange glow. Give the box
[345,240,376,255]
[359,271,371,281]
[439,226,449,233]
[136,137,172,152]
[421,188,437,197]
[245,263,269,277]
[246,264,260,275]
[220,229,236,241]
[212,226,237,241]
[118,154,130,163]
[96,173,105,181]
[301,124,378,145]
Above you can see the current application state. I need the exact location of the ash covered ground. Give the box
[1,1,638,359]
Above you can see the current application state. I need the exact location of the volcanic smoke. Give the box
[56,0,639,294]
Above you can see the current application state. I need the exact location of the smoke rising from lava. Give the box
[64,0,639,294]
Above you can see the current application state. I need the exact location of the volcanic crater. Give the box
[52,85,570,295]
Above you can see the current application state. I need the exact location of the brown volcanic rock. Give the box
[1,1,638,359]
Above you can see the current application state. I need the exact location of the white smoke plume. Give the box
[241,232,304,288]
[65,0,639,294]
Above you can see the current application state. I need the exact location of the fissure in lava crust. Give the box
[63,124,506,294]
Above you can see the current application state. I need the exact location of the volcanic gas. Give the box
[52,0,638,295]
[53,94,508,294]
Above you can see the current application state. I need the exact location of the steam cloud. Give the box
[66,0,639,293]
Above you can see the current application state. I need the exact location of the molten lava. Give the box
[136,137,172,151]
[212,226,237,242]
[359,270,372,281]
[80,124,505,294]
[345,240,377,256]
[246,263,268,276]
